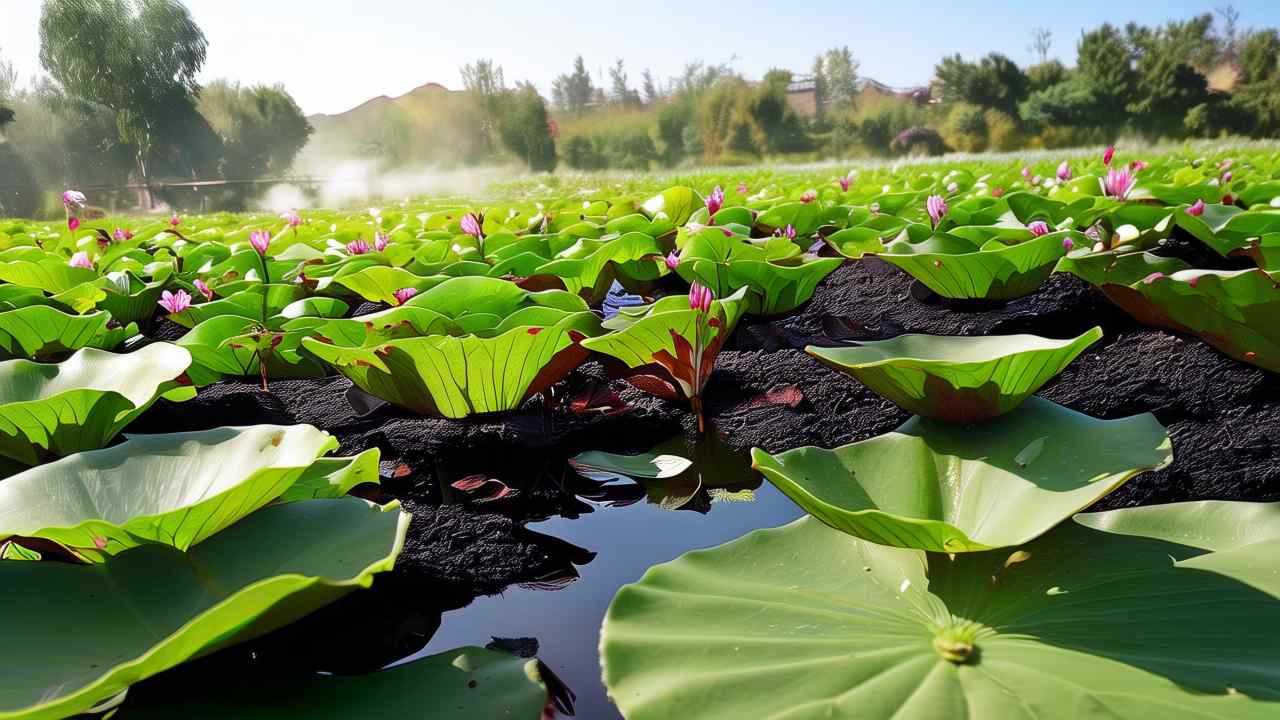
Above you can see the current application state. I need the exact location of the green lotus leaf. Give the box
[641,186,700,226]
[303,308,601,418]
[1058,251,1280,372]
[331,265,446,304]
[94,271,167,325]
[601,502,1280,720]
[676,229,842,314]
[756,201,822,236]
[0,424,378,560]
[876,229,1071,299]
[0,344,193,466]
[751,397,1171,552]
[535,233,663,301]
[121,646,550,719]
[0,497,409,720]
[177,315,330,386]
[0,306,136,360]
[581,288,747,389]
[822,226,887,259]
[569,449,693,482]
[806,327,1103,421]
[405,275,589,319]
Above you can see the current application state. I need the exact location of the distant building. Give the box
[786,75,818,118]
[785,75,933,119]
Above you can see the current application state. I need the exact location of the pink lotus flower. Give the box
[664,252,680,271]
[1220,159,1233,170]
[1221,171,1233,184]
[736,182,748,194]
[991,187,1005,198]
[926,195,948,227]
[393,287,418,305]
[375,232,390,252]
[1101,168,1136,200]
[113,227,133,241]
[1223,193,1235,205]
[1142,272,1164,285]
[67,217,81,232]
[249,230,271,255]
[281,209,302,228]
[774,224,797,241]
[193,278,213,300]
[346,239,370,255]
[1028,220,1051,236]
[158,289,191,314]
[460,212,484,239]
[1103,145,1115,166]
[705,185,725,216]
[688,282,713,314]
[838,174,853,192]
[1021,167,1031,180]
[1130,160,1148,172]
[68,251,93,269]
[169,213,181,228]
[62,190,86,209]
[799,189,817,204]
[1186,199,1206,217]
[1056,161,1072,181]
[1062,237,1074,251]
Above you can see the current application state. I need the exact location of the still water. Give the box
[412,460,804,719]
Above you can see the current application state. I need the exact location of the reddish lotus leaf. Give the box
[568,382,631,416]
[451,475,518,503]
[748,385,804,409]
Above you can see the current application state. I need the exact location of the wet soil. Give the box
[122,257,1280,717]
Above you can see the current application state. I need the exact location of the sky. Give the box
[3,0,1280,117]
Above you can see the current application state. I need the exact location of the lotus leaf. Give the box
[601,502,1280,720]
[751,397,1171,552]
[876,229,1072,299]
[0,425,378,560]
[0,344,193,465]
[0,306,136,359]
[806,327,1103,421]
[1058,251,1280,372]
[0,497,409,720]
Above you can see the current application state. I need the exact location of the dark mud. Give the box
[122,257,1280,716]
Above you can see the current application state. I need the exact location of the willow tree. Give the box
[38,0,207,204]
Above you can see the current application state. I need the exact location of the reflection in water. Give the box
[412,437,803,719]
[124,435,801,719]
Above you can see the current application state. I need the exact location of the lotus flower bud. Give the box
[926,195,948,227]
[393,287,418,305]
[1056,161,1072,181]
[1027,221,1051,237]
[69,251,93,269]
[1186,199,1206,217]
[705,185,725,216]
[249,230,271,256]
[688,283,713,314]
[193,278,213,301]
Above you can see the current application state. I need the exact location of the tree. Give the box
[934,53,1027,118]
[498,83,556,172]
[811,55,827,118]
[1026,60,1067,93]
[39,0,208,204]
[1076,24,1136,128]
[198,81,313,179]
[1029,27,1053,64]
[815,47,859,113]
[552,56,595,116]
[1125,16,1216,138]
[1216,4,1242,62]
[461,59,506,155]
[609,59,639,106]
[641,69,659,105]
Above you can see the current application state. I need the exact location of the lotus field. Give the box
[2,144,1279,719]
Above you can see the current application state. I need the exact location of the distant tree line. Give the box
[0,0,312,216]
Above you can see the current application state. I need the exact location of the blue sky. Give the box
[2,0,1278,116]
